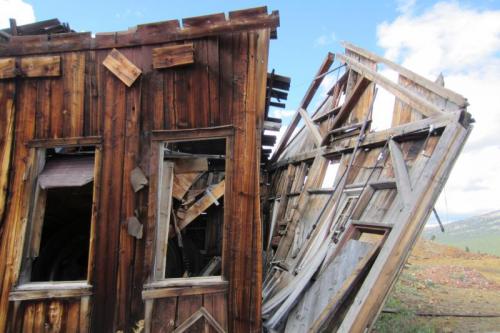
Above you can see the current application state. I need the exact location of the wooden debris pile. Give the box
[262,42,472,332]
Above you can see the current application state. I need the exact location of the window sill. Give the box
[142,276,228,300]
[9,281,92,301]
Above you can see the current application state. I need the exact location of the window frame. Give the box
[16,141,101,291]
[149,126,234,285]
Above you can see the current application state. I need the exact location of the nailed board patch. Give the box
[102,48,142,87]
[152,43,194,69]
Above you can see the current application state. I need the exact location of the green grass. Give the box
[373,296,436,333]
[426,233,500,256]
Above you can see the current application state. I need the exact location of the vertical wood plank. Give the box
[151,297,177,333]
[65,301,80,333]
[49,68,63,138]
[0,82,15,224]
[21,302,35,333]
[176,295,203,329]
[62,52,85,137]
[207,37,220,127]
[194,39,210,128]
[115,47,142,331]
[219,35,233,125]
[35,79,51,139]
[0,80,37,333]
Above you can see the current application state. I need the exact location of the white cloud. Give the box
[0,0,35,29]
[314,32,337,47]
[269,109,295,120]
[377,1,500,220]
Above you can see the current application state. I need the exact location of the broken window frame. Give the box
[148,126,234,286]
[16,143,101,293]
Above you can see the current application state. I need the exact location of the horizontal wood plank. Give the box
[153,43,194,69]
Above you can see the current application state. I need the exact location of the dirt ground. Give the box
[376,239,500,332]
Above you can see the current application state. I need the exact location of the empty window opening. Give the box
[26,147,95,282]
[158,138,227,279]
[321,161,340,188]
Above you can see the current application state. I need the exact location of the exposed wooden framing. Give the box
[270,111,457,170]
[271,53,334,162]
[324,77,371,137]
[263,45,471,333]
[339,123,470,331]
[341,41,468,108]
[298,107,322,145]
[337,53,447,118]
[389,139,412,205]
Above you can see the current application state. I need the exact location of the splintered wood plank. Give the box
[174,158,208,174]
[177,180,225,230]
[102,48,142,86]
[172,172,202,200]
[152,43,194,69]
[0,58,16,78]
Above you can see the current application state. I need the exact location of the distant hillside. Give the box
[423,210,500,256]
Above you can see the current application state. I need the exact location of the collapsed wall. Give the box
[262,43,472,332]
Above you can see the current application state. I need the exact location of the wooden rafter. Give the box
[337,53,447,118]
[270,53,334,162]
[389,139,412,205]
[341,41,468,108]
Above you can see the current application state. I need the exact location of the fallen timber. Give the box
[262,44,471,332]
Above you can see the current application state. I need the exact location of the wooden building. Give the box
[0,6,473,333]
[0,7,282,332]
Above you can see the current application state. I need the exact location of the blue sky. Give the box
[20,0,499,108]
[2,0,500,222]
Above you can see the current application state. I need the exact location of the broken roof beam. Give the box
[269,111,459,170]
[271,52,335,162]
[337,53,450,119]
[176,180,225,231]
[341,41,468,108]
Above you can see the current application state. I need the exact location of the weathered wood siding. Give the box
[0,15,272,332]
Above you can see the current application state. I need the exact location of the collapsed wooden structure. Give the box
[0,6,472,333]
[261,44,472,332]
